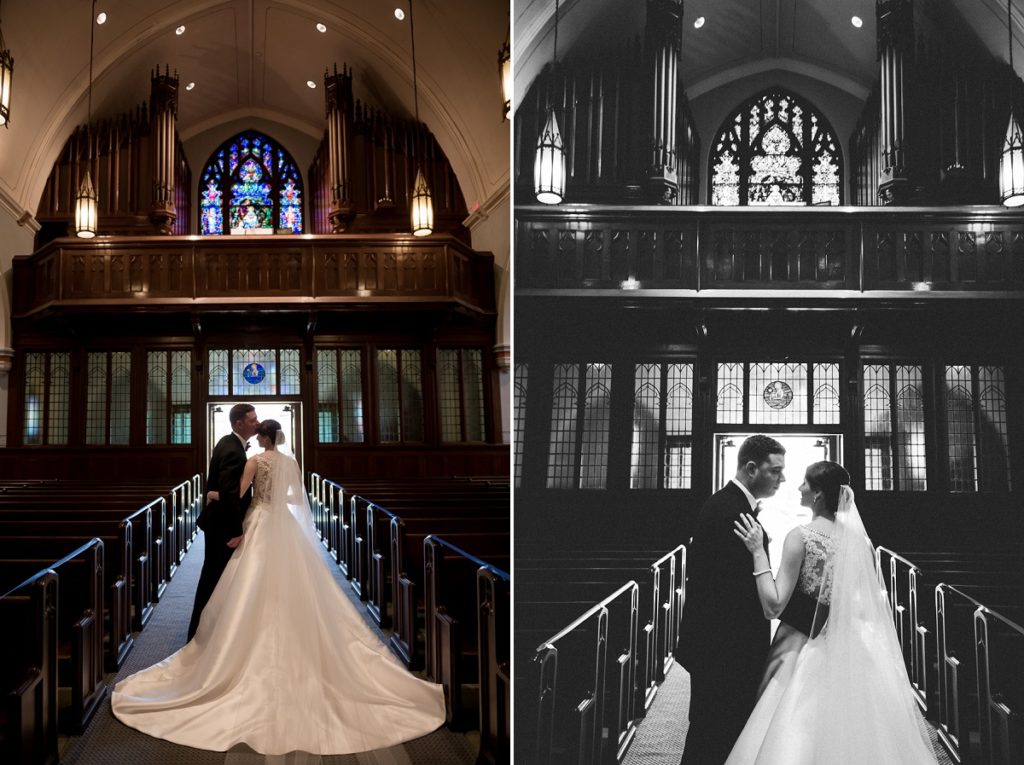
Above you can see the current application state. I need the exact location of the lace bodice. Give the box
[796,525,838,602]
[250,452,276,506]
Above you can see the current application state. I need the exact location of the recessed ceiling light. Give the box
[306,80,317,89]
[316,22,327,33]
[176,25,186,35]
[185,82,196,91]
[694,16,705,29]
[851,16,863,28]
[394,8,405,21]
[96,12,107,25]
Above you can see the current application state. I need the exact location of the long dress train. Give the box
[726,489,938,765]
[111,450,446,755]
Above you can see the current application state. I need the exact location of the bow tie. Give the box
[753,500,763,517]
[245,441,251,451]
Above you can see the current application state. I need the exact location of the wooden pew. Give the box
[0,527,133,670]
[0,569,58,765]
[477,562,510,765]
[419,535,509,719]
[0,538,106,733]
[975,606,1024,765]
[522,581,640,765]
[0,495,163,616]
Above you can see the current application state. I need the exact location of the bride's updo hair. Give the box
[257,419,283,447]
[805,460,851,513]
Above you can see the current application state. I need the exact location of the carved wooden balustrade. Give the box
[12,235,495,318]
[515,206,1024,296]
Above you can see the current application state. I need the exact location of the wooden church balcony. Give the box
[11,234,496,319]
[515,206,1024,300]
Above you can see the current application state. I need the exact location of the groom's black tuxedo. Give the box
[677,481,771,765]
[188,433,253,640]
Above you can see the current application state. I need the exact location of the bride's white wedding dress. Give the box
[111,449,446,755]
[725,487,938,765]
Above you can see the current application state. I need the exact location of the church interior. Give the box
[0,1,509,764]
[514,1,1023,764]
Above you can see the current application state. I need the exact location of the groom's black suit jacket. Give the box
[197,433,252,540]
[677,481,771,680]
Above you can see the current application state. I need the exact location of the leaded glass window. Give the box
[631,362,694,489]
[945,365,1012,492]
[438,349,486,443]
[22,352,70,445]
[86,351,131,445]
[862,363,927,491]
[147,350,192,444]
[715,361,841,426]
[710,90,842,206]
[207,348,301,397]
[377,349,424,443]
[316,349,364,444]
[514,363,528,488]
[546,363,612,489]
[199,131,304,235]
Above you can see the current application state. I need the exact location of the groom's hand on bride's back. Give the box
[226,535,243,549]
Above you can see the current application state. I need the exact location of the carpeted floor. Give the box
[621,663,954,765]
[59,532,475,765]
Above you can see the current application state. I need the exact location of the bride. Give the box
[111,420,446,755]
[726,461,937,764]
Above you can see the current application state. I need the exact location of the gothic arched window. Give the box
[710,90,842,206]
[199,131,304,235]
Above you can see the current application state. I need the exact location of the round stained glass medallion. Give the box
[242,362,266,384]
[763,380,793,410]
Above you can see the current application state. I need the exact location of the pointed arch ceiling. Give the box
[0,0,509,224]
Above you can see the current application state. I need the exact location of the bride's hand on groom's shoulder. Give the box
[733,513,764,553]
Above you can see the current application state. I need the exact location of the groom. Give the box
[676,434,786,764]
[187,403,259,641]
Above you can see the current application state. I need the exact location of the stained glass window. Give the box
[945,365,1012,492]
[199,131,304,235]
[147,350,192,445]
[862,363,927,491]
[546,363,613,489]
[377,349,424,443]
[716,361,843,427]
[22,352,70,445]
[710,90,842,206]
[316,349,365,444]
[514,364,528,488]
[438,349,486,443]
[631,362,694,489]
[86,351,131,445]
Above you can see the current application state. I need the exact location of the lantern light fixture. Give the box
[1001,0,1024,206]
[0,0,13,128]
[534,0,566,204]
[407,0,433,236]
[76,0,99,238]
[499,25,511,121]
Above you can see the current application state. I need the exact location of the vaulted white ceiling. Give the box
[0,0,510,223]
[515,0,1024,110]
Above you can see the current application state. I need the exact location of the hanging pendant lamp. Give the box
[1001,0,1024,206]
[407,0,433,236]
[534,0,565,204]
[0,0,14,127]
[499,26,511,121]
[76,0,98,237]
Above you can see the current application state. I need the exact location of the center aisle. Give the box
[622,665,954,765]
[62,531,474,765]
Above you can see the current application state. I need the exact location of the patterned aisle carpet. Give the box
[60,532,475,765]
[622,664,954,765]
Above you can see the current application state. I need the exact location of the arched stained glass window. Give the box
[199,131,304,235]
[710,90,842,207]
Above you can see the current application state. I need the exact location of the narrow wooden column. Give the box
[645,0,684,204]
[325,64,355,232]
[876,0,914,204]
[149,67,178,233]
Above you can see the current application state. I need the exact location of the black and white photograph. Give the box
[513,1,1023,764]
